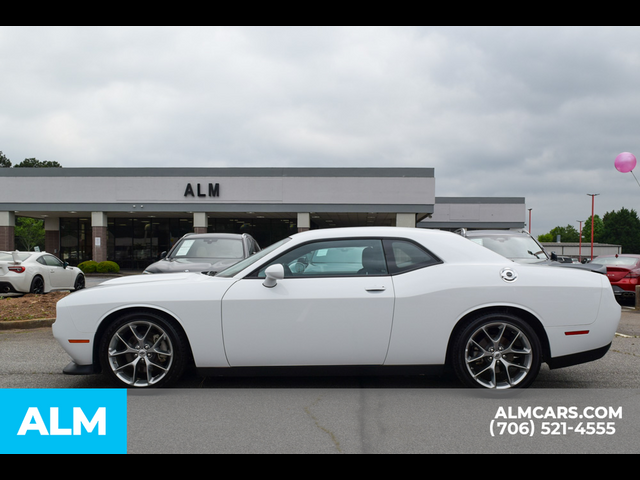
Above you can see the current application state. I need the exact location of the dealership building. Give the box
[0,167,526,269]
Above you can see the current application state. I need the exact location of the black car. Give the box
[143,233,261,276]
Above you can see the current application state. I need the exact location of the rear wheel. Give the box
[452,313,541,389]
[99,312,189,388]
[29,276,45,294]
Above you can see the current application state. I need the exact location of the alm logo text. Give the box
[18,407,106,436]
[1,389,126,454]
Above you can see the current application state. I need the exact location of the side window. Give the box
[256,239,387,278]
[383,239,440,274]
[43,255,64,268]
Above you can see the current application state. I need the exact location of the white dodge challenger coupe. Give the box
[53,227,621,389]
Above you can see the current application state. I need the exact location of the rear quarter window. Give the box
[383,239,441,274]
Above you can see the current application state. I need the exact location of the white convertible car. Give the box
[0,251,85,295]
[53,227,621,390]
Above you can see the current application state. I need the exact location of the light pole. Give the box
[587,194,600,261]
[577,220,583,263]
[528,208,532,234]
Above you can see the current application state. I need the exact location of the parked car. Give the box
[456,229,606,274]
[53,227,620,390]
[143,233,260,276]
[0,251,85,295]
[590,254,640,300]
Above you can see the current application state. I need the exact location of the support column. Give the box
[396,213,417,228]
[297,213,310,232]
[44,217,60,255]
[92,212,108,263]
[193,212,208,234]
[0,212,15,252]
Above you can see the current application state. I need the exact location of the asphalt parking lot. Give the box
[1,312,640,453]
[2,276,639,453]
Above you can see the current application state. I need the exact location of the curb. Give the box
[0,318,55,330]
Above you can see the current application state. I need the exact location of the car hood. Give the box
[144,258,240,274]
[98,272,199,287]
[56,271,238,314]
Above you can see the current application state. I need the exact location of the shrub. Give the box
[78,261,98,273]
[96,261,120,274]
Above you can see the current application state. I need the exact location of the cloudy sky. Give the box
[1,26,640,236]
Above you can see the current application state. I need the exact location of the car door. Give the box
[221,238,395,367]
[42,255,74,288]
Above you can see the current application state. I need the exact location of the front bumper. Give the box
[63,361,98,375]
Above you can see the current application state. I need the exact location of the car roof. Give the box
[462,230,531,237]
[180,233,250,240]
[284,227,511,264]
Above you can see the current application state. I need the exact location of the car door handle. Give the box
[365,286,386,292]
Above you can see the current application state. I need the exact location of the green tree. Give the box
[15,218,45,251]
[13,158,62,168]
[582,214,604,243]
[538,224,580,243]
[601,207,640,254]
[537,233,553,242]
[0,151,11,167]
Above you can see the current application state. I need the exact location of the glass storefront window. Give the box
[107,218,193,270]
[59,216,298,270]
[60,218,92,265]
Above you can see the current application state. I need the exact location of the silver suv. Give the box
[143,233,261,275]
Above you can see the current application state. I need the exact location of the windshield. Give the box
[216,237,291,277]
[169,238,244,260]
[469,235,549,261]
[592,256,639,267]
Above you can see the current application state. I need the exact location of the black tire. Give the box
[99,311,189,388]
[29,276,45,295]
[73,274,85,291]
[452,312,541,389]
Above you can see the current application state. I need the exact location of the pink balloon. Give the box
[615,152,637,173]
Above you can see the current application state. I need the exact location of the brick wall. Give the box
[0,226,15,251]
[92,226,108,263]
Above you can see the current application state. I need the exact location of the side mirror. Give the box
[550,252,558,261]
[263,264,285,288]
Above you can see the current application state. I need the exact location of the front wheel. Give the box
[73,274,85,291]
[452,313,541,389]
[99,312,189,388]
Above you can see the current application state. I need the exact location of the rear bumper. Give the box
[0,282,19,294]
[547,342,612,370]
[613,286,635,297]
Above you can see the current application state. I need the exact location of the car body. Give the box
[590,254,640,300]
[0,251,85,295]
[457,229,606,274]
[143,233,260,275]
[53,227,621,390]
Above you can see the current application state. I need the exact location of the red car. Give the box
[591,254,640,300]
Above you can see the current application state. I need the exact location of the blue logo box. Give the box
[0,389,127,454]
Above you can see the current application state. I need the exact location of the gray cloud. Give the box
[1,26,640,236]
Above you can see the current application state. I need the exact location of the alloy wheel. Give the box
[463,321,534,389]
[107,320,175,387]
